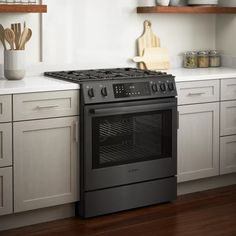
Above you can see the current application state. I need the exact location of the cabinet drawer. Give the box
[176,80,220,105]
[0,167,13,216]
[220,135,236,175]
[0,95,12,123]
[0,123,12,167]
[13,90,79,121]
[221,78,236,101]
[221,101,236,136]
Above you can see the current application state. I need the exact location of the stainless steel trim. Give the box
[188,92,205,96]
[35,105,59,110]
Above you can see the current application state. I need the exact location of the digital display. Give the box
[113,82,151,98]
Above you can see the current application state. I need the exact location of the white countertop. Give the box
[170,67,236,82]
[0,76,79,95]
[1,67,236,95]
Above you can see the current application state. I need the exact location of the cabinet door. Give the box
[0,167,13,216]
[0,123,12,167]
[220,136,236,175]
[14,117,79,213]
[178,103,219,182]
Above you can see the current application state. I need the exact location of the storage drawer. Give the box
[0,167,13,216]
[13,90,79,121]
[0,123,12,167]
[0,95,12,123]
[221,101,236,136]
[221,78,236,101]
[176,80,220,105]
[220,135,236,175]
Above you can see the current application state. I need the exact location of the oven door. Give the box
[83,98,177,191]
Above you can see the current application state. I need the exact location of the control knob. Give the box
[151,83,158,93]
[101,87,108,97]
[88,88,95,98]
[168,82,175,91]
[160,83,167,92]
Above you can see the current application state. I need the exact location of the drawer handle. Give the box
[74,121,79,143]
[36,105,59,110]
[188,92,205,96]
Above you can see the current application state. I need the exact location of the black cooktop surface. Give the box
[44,68,170,83]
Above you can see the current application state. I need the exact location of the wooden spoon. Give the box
[4,28,15,50]
[0,24,7,50]
[21,28,32,50]
[18,27,30,50]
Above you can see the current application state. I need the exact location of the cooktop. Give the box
[44,68,170,82]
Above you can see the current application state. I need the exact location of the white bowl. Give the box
[156,0,170,6]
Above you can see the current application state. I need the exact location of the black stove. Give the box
[45,67,178,217]
[45,68,177,104]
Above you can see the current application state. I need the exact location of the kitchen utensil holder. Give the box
[4,50,25,80]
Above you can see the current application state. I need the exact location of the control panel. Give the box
[113,82,151,98]
[82,76,177,104]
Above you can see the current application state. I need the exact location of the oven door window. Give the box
[92,110,172,169]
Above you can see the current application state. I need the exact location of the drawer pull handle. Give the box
[74,121,79,143]
[188,92,205,96]
[36,105,59,110]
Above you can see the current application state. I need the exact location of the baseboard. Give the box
[178,173,236,195]
[0,203,75,232]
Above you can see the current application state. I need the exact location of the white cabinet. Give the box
[0,95,12,123]
[0,123,12,167]
[220,79,236,175]
[220,136,236,175]
[221,100,236,136]
[221,78,236,101]
[177,103,220,182]
[0,167,13,216]
[177,80,219,105]
[14,116,79,213]
[13,90,79,121]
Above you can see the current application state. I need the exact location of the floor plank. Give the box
[2,185,236,236]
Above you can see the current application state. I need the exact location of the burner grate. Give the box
[44,67,169,82]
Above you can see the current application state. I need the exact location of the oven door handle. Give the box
[89,102,176,116]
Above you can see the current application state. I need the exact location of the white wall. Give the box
[216,0,236,67]
[0,0,217,75]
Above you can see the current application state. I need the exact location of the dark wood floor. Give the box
[2,185,236,236]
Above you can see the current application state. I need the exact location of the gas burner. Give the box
[44,68,169,83]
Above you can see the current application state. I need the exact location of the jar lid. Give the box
[209,50,220,56]
[184,51,197,55]
[198,51,209,56]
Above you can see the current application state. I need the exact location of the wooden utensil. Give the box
[133,47,170,70]
[0,24,7,50]
[22,28,32,50]
[18,27,30,50]
[137,20,160,69]
[4,28,15,50]
[11,23,21,50]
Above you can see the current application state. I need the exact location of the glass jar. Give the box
[198,51,209,68]
[183,51,198,69]
[209,50,221,67]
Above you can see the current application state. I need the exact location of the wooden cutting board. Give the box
[137,20,160,69]
[133,47,170,70]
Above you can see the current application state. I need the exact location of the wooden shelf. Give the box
[137,6,236,14]
[0,4,47,13]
